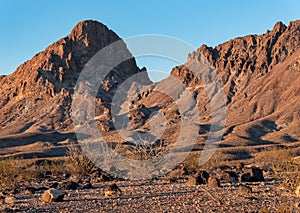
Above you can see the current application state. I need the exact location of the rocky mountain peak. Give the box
[272,21,287,33]
[181,20,300,87]
[287,20,300,30]
[68,20,120,45]
[70,20,106,39]
[0,20,149,134]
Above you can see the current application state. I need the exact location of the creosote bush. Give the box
[66,144,96,175]
[183,153,201,171]
[125,140,167,161]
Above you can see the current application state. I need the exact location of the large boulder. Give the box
[62,181,80,190]
[104,183,122,198]
[218,170,238,183]
[186,170,209,186]
[207,177,221,188]
[239,167,264,182]
[41,188,64,203]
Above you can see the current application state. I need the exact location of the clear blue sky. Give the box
[0,0,299,81]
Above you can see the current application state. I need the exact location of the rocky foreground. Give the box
[0,164,299,213]
[0,179,299,213]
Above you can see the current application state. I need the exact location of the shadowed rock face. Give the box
[133,20,300,159]
[0,20,151,135]
[165,21,300,147]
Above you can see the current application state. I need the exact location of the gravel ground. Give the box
[1,179,300,212]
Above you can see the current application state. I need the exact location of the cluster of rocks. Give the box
[41,181,122,203]
[4,161,300,212]
[37,178,94,203]
[167,163,265,191]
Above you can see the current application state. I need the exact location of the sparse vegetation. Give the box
[276,203,298,213]
[255,148,298,175]
[125,140,167,161]
[182,152,201,171]
[0,157,68,188]
[66,144,97,175]
[255,148,300,192]
[0,158,23,188]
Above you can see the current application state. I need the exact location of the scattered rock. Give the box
[240,185,252,195]
[70,175,84,184]
[207,177,221,188]
[239,173,251,182]
[249,167,264,182]
[0,197,4,206]
[240,167,264,182]
[23,188,35,195]
[49,182,60,189]
[195,170,209,184]
[186,176,198,186]
[41,188,65,203]
[4,196,16,205]
[98,173,114,182]
[63,181,80,190]
[236,162,245,170]
[295,184,300,197]
[92,168,113,182]
[82,181,93,189]
[104,183,122,198]
[64,173,71,180]
[167,165,188,182]
[9,188,19,195]
[186,171,209,186]
[218,171,238,183]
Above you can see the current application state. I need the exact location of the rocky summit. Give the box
[0,20,151,158]
[136,20,300,161]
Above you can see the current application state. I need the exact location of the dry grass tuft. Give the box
[255,148,300,192]
[0,157,68,189]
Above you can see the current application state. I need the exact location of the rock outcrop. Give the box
[0,20,150,135]
[135,20,300,160]
[171,21,300,142]
[0,20,151,159]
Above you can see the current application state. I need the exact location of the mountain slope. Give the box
[0,20,152,158]
[187,20,300,147]
[134,20,300,160]
[0,20,150,136]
